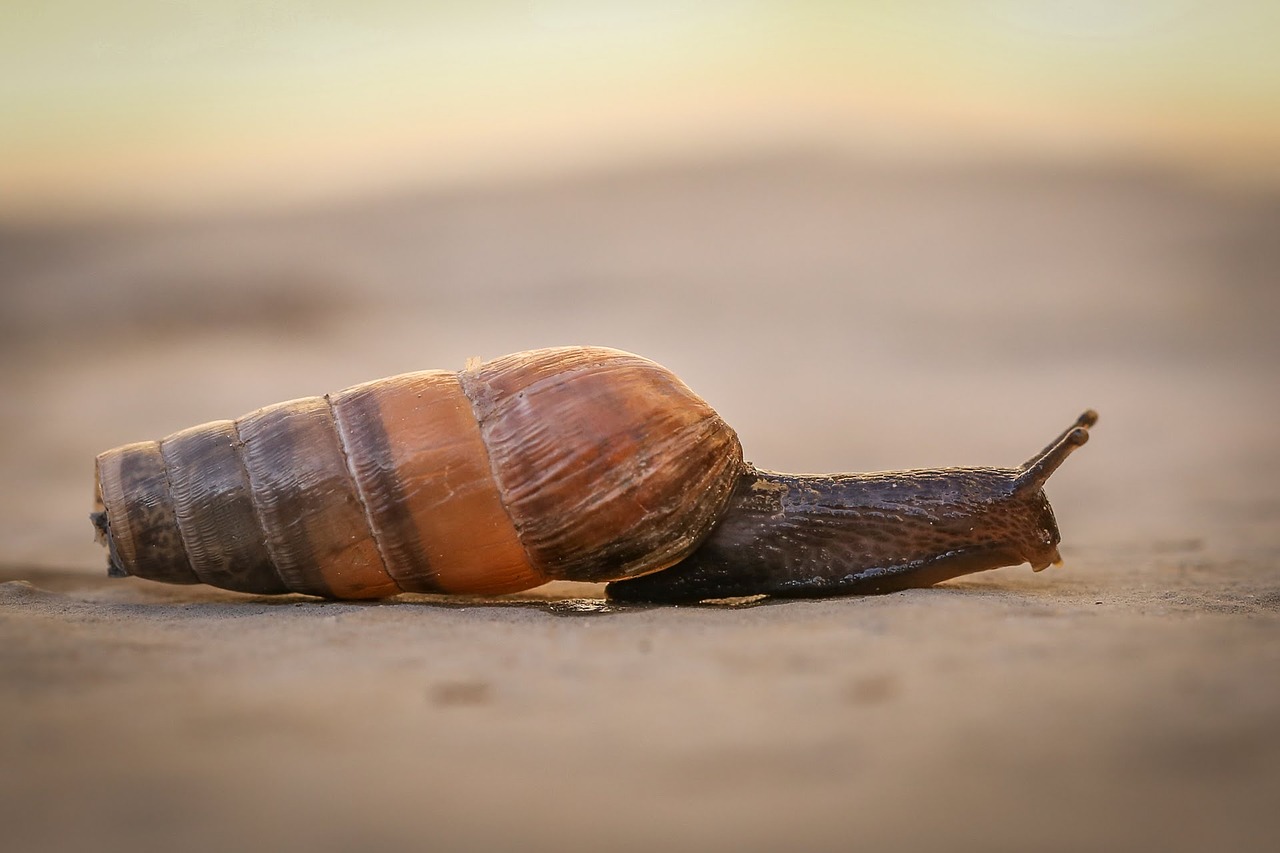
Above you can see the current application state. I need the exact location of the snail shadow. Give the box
[169,574,1096,619]
[1,565,1090,621]
[0,565,774,619]
[263,590,777,617]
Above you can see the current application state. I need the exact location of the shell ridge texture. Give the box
[324,391,401,594]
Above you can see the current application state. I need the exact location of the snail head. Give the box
[995,409,1097,571]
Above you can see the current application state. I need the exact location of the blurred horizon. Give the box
[4,1,1279,223]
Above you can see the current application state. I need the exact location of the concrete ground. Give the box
[2,154,1278,852]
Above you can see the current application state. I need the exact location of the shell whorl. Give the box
[93,347,743,597]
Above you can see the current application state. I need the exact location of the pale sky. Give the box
[3,1,1278,219]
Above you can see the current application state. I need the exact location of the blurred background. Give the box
[4,4,1280,852]
[2,0,1279,568]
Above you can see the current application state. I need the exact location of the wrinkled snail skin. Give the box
[607,411,1096,602]
[92,345,1094,602]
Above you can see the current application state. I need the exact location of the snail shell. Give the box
[93,347,742,598]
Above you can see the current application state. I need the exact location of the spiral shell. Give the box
[93,347,743,598]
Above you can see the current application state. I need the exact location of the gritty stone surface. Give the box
[2,155,1278,852]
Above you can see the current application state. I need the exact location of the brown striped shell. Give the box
[92,347,744,598]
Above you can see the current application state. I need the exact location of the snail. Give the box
[91,346,1095,603]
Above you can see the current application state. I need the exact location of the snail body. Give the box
[92,346,1094,602]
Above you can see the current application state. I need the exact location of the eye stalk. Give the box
[1015,409,1096,496]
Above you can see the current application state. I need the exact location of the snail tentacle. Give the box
[1013,410,1095,495]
